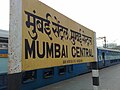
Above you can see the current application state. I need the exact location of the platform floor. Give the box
[36,64,120,90]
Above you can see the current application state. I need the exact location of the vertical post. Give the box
[8,0,22,90]
[92,62,99,90]
[92,33,99,90]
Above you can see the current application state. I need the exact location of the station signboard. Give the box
[9,0,96,73]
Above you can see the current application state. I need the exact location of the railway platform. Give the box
[36,64,120,90]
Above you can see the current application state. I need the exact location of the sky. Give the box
[0,0,120,46]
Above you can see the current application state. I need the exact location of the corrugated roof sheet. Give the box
[0,29,9,38]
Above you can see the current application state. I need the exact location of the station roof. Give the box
[0,29,9,38]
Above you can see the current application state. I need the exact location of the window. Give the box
[102,52,105,60]
[43,67,54,79]
[102,52,105,66]
[22,70,36,83]
[58,66,66,75]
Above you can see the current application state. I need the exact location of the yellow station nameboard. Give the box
[22,0,96,71]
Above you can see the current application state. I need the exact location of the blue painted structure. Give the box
[0,48,120,90]
[0,58,8,74]
[22,63,91,90]
[0,49,8,54]
[21,48,120,90]
[0,51,8,90]
[97,48,120,68]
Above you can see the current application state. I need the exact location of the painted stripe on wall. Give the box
[92,70,99,77]
[92,77,99,86]
[0,54,8,58]
[93,86,99,90]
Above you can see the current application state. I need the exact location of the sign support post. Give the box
[8,0,22,90]
[92,33,99,90]
[92,62,99,90]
